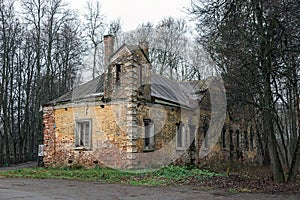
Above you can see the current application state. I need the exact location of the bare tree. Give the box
[84,0,106,78]
[189,0,300,182]
[0,0,85,166]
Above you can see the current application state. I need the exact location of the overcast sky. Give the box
[70,0,191,31]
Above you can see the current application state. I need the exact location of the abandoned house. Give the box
[42,35,258,169]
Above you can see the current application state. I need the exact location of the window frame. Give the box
[250,127,254,150]
[116,64,121,87]
[189,125,196,150]
[203,123,209,149]
[222,127,226,149]
[236,130,240,150]
[75,119,92,150]
[176,122,185,150]
[143,119,155,151]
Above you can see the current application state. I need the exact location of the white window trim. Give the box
[74,119,92,150]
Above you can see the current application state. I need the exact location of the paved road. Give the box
[0,178,299,200]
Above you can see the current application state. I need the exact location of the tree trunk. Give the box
[263,61,285,182]
[287,90,300,182]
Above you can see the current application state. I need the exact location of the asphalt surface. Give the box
[0,178,299,200]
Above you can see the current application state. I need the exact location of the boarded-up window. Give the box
[75,119,92,149]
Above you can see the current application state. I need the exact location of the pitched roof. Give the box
[151,73,204,107]
[47,43,206,107]
[110,44,150,64]
[47,73,105,105]
[48,72,206,108]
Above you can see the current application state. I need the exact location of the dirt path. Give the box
[0,178,299,200]
[0,162,37,171]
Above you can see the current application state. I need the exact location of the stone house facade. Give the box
[42,35,258,169]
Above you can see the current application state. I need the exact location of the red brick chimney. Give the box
[104,34,115,67]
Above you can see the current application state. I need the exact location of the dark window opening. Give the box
[144,119,154,150]
[250,127,254,150]
[222,127,226,149]
[244,130,249,150]
[229,130,234,151]
[116,65,121,86]
[236,130,240,149]
[139,65,143,86]
[203,123,209,148]
[189,125,196,150]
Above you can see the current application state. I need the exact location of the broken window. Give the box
[75,119,92,149]
[144,119,155,151]
[176,122,185,150]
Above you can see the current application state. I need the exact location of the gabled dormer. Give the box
[103,35,151,103]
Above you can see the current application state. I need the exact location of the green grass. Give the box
[0,165,224,186]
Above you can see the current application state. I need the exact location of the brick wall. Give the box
[43,103,135,168]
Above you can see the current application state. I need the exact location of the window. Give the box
[176,122,185,150]
[229,129,234,151]
[75,119,92,149]
[189,125,196,150]
[116,64,121,86]
[250,127,254,150]
[203,123,209,148]
[222,127,226,149]
[144,119,155,151]
[139,65,143,86]
[236,130,240,149]
[244,130,249,150]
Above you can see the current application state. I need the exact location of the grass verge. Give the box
[0,165,224,186]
